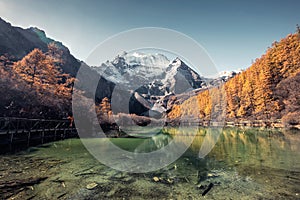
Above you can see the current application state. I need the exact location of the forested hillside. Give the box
[0,44,74,118]
[168,31,300,126]
[0,18,115,120]
[0,44,114,120]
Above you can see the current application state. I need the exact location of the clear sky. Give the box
[0,0,299,71]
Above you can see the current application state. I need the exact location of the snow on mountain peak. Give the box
[123,51,170,68]
[218,69,243,78]
[171,57,182,66]
[94,51,173,85]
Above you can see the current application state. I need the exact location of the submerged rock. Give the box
[153,177,160,182]
[166,178,174,184]
[196,184,206,189]
[207,173,219,178]
[86,182,98,190]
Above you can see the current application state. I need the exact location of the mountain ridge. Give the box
[0,18,115,119]
[168,31,300,126]
[92,50,240,117]
[0,17,81,76]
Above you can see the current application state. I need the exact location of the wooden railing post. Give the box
[27,130,31,147]
[54,125,57,141]
[41,124,45,144]
[8,118,13,152]
[0,117,78,152]
[63,127,66,140]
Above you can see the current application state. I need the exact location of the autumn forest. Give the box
[168,31,300,127]
[0,18,300,129]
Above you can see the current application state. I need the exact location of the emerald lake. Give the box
[1,128,300,199]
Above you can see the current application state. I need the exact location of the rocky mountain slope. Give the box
[93,51,237,117]
[0,17,80,76]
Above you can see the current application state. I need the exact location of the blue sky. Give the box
[0,0,299,71]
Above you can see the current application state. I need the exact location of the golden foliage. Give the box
[0,45,76,118]
[168,32,300,122]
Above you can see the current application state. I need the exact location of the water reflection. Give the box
[161,128,300,198]
[205,128,300,172]
[3,127,298,199]
[134,133,172,153]
[133,127,300,174]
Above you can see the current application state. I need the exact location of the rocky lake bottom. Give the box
[0,128,300,200]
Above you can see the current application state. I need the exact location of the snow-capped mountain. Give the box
[218,70,242,80]
[204,70,242,86]
[161,58,206,94]
[93,51,210,116]
[93,52,207,94]
[93,51,170,86]
[93,51,238,116]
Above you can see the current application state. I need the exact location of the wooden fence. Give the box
[0,117,77,152]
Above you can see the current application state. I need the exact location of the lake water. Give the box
[1,128,300,199]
